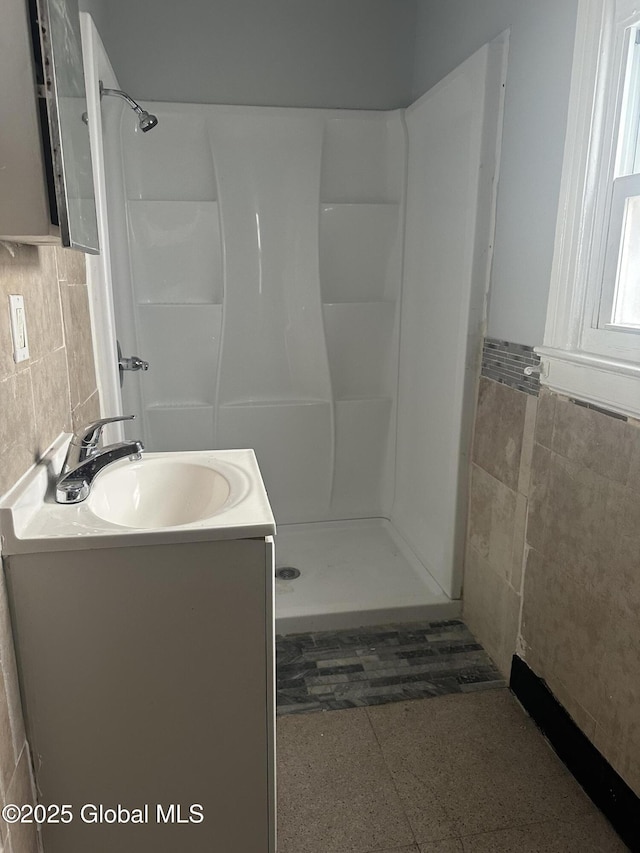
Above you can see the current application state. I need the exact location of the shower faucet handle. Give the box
[119,355,149,372]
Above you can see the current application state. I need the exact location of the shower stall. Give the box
[82,16,507,632]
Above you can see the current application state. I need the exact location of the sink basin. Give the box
[0,445,275,554]
[87,457,234,528]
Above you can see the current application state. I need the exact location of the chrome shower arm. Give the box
[100,82,142,114]
[99,81,159,132]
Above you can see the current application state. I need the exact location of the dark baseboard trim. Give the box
[510,655,639,852]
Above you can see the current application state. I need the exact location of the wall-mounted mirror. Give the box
[31,0,99,252]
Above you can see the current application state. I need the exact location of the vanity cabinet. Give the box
[5,536,276,853]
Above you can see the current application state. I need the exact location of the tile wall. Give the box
[465,361,640,798]
[0,242,100,853]
[464,376,537,677]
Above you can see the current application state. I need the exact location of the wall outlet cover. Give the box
[8,294,29,362]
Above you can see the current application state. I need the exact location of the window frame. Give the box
[538,0,640,417]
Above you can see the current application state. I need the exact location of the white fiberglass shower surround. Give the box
[82,16,506,632]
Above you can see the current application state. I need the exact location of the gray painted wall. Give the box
[80,0,417,110]
[413,0,579,346]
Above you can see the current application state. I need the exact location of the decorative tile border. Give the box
[482,337,541,396]
[276,620,504,715]
[568,397,628,422]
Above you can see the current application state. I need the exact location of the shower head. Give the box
[99,82,159,133]
[137,110,159,133]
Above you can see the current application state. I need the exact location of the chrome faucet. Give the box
[56,415,144,504]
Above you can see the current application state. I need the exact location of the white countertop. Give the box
[0,437,276,556]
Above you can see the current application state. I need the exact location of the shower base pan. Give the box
[275,518,460,635]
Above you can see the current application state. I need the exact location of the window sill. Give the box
[536,345,640,419]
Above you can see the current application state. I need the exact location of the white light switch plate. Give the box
[8,294,29,362]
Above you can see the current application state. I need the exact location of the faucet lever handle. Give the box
[76,415,136,449]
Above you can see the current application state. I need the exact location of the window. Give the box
[538,0,640,417]
[599,28,640,332]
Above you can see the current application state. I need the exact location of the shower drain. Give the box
[275,566,301,581]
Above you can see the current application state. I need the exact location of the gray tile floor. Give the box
[276,689,628,852]
[276,620,504,715]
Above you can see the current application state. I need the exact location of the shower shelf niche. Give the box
[146,404,215,452]
[319,203,400,304]
[122,109,217,202]
[127,199,223,305]
[319,113,403,205]
[323,303,396,400]
[137,304,221,408]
